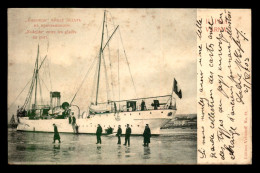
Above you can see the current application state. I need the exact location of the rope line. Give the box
[39,74,49,92]
[106,11,118,102]
[38,74,44,105]
[8,78,32,110]
[105,14,113,102]
[90,60,99,104]
[117,49,120,109]
[23,65,36,109]
[101,52,110,102]
[70,57,98,105]
[118,27,138,98]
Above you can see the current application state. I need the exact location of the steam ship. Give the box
[15,11,182,135]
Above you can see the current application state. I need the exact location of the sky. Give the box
[8,8,197,121]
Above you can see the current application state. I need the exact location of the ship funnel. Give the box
[50,91,61,108]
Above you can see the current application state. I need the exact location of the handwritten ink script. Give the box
[25,18,81,40]
[197,9,251,164]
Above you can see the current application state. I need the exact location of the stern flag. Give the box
[173,78,182,99]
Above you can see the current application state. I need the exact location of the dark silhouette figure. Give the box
[72,116,76,125]
[106,126,113,134]
[124,124,131,146]
[75,124,79,134]
[96,124,103,144]
[116,125,122,144]
[53,124,61,143]
[69,116,72,124]
[143,124,151,147]
[141,100,146,111]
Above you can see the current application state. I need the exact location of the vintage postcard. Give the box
[7,8,251,164]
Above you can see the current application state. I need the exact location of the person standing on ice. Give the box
[96,124,103,144]
[53,124,61,143]
[143,124,151,147]
[124,124,131,146]
[116,125,122,144]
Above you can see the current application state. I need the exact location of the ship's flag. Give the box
[173,78,182,99]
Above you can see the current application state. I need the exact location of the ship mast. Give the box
[34,44,39,109]
[69,11,119,106]
[95,11,106,105]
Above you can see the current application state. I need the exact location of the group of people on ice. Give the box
[52,123,151,147]
[95,124,151,147]
[96,123,151,147]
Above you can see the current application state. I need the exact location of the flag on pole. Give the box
[173,78,182,99]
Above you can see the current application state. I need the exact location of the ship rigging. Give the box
[13,10,181,135]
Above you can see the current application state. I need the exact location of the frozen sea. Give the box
[8,128,197,165]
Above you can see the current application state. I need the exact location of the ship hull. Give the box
[17,109,175,135]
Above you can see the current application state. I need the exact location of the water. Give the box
[8,128,197,164]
